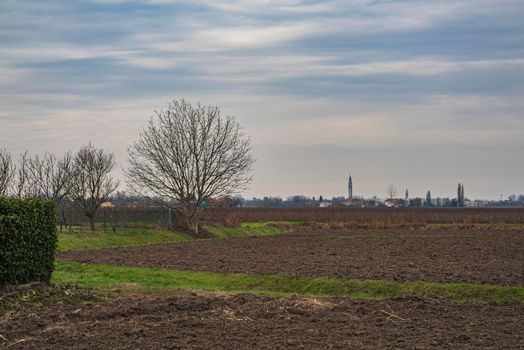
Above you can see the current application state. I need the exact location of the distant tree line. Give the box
[242,180,524,209]
[0,144,119,232]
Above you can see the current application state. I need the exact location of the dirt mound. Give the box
[59,229,524,285]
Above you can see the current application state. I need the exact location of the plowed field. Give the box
[2,293,523,349]
[59,229,524,285]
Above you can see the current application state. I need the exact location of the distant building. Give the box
[464,199,476,207]
[385,198,406,208]
[348,174,353,200]
[319,200,332,208]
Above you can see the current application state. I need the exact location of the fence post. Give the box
[110,207,117,233]
[167,207,173,231]
[69,207,73,233]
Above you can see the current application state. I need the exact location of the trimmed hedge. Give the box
[0,197,57,285]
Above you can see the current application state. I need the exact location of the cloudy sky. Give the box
[1,0,523,200]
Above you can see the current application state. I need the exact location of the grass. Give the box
[57,228,192,252]
[53,261,524,304]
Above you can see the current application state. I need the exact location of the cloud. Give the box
[1,0,524,199]
[134,22,317,53]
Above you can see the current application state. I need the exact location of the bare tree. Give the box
[0,149,15,196]
[28,151,73,202]
[69,144,120,232]
[126,99,255,235]
[425,190,432,206]
[387,184,398,200]
[14,151,36,198]
[456,182,465,207]
[28,151,74,231]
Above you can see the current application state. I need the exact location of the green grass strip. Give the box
[57,228,192,252]
[57,222,298,252]
[53,261,524,304]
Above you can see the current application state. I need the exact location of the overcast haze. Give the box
[1,0,523,200]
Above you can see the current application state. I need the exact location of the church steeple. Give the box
[348,174,353,199]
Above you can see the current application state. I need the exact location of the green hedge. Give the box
[0,197,57,285]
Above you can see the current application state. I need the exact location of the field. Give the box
[2,219,524,349]
[58,229,524,286]
[234,207,524,224]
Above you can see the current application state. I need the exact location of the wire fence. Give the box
[56,206,524,233]
[57,206,171,233]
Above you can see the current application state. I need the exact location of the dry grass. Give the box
[233,208,524,225]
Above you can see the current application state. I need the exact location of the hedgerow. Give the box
[0,197,57,285]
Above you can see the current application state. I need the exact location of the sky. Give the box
[1,0,523,200]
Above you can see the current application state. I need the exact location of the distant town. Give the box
[238,175,524,208]
[102,174,524,210]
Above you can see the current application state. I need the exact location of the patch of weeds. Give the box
[0,283,108,313]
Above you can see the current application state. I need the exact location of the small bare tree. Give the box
[0,149,15,196]
[28,151,74,230]
[126,99,255,235]
[14,151,34,198]
[387,184,398,201]
[69,144,120,232]
[28,151,73,202]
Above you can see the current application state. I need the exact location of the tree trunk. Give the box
[60,208,68,232]
[184,215,199,236]
[193,221,199,235]
[110,209,117,233]
[89,215,96,232]
[58,215,64,232]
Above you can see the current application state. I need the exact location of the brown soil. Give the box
[1,292,523,349]
[59,229,524,286]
